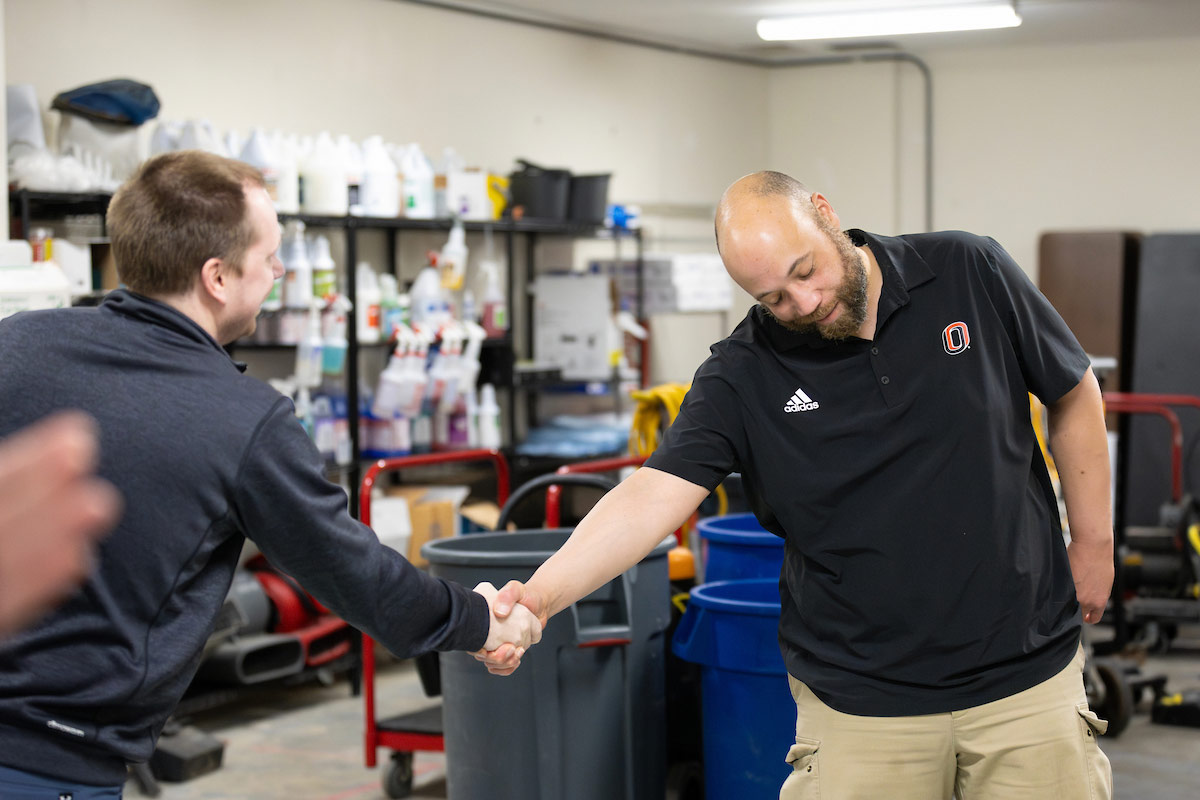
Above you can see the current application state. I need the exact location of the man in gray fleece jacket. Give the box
[0,150,539,798]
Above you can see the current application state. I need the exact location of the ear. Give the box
[809,192,841,229]
[199,257,229,305]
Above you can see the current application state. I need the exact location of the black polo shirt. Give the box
[648,229,1091,716]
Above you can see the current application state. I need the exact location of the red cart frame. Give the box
[358,449,510,769]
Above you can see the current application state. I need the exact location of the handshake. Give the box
[471,581,543,676]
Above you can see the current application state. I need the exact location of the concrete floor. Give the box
[134,644,1200,800]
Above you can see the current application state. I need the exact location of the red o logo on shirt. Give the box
[942,321,970,355]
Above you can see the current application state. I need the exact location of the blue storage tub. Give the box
[672,579,795,798]
[697,513,784,583]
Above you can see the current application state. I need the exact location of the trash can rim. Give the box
[697,514,784,546]
[689,578,782,615]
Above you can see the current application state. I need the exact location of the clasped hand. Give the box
[471,581,542,675]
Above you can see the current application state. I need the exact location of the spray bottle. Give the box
[322,294,351,377]
[439,217,469,292]
[478,226,507,338]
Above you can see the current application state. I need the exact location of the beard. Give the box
[767,217,868,340]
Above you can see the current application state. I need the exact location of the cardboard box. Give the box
[383,485,470,567]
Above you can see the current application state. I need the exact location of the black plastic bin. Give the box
[424,529,673,799]
[568,173,611,225]
[509,159,570,220]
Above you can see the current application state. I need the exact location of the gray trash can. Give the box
[424,529,673,799]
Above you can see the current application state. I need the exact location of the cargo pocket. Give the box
[1075,704,1113,800]
[779,736,820,800]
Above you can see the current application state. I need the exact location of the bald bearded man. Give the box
[480,171,1115,800]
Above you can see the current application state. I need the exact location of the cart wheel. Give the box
[666,760,705,800]
[383,751,415,799]
[1092,659,1135,738]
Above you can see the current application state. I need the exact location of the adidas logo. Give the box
[784,386,820,413]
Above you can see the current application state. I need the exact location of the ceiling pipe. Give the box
[399,0,934,231]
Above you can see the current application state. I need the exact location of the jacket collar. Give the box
[101,289,248,373]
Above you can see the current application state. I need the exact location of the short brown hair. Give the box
[107,150,266,296]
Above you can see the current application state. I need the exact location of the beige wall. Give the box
[5,0,766,211]
[766,36,1200,280]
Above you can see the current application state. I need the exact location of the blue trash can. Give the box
[697,513,785,582]
[672,579,795,799]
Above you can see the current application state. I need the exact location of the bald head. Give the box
[715,171,813,253]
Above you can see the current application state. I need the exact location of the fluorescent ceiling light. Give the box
[757,1,1021,42]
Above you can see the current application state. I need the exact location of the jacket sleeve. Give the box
[229,397,490,657]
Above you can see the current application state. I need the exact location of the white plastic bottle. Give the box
[282,221,313,310]
[239,128,279,203]
[309,234,337,300]
[378,273,404,341]
[409,260,446,330]
[355,262,382,344]
[294,302,324,389]
[372,343,408,418]
[477,383,502,450]
[275,134,301,214]
[360,135,400,217]
[338,134,364,216]
[435,147,465,218]
[149,121,180,156]
[322,294,351,376]
[439,218,469,292]
[400,143,435,219]
[300,131,348,215]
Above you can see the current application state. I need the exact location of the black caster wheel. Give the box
[1092,659,1135,738]
[383,751,415,799]
[666,760,705,800]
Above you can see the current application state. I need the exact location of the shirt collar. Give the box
[756,228,936,351]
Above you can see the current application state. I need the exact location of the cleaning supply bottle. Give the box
[294,386,315,439]
[275,134,301,214]
[480,258,507,339]
[409,255,446,330]
[400,143,435,219]
[238,127,278,203]
[435,147,465,218]
[439,217,469,292]
[309,234,337,300]
[372,338,408,418]
[360,135,400,217]
[294,301,324,389]
[355,262,382,344]
[378,273,402,341]
[282,221,313,310]
[338,134,364,216]
[300,131,348,215]
[478,383,502,450]
[322,294,351,376]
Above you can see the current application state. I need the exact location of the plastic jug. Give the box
[360,135,400,217]
[239,128,279,203]
[300,131,348,215]
[400,143,435,220]
[338,134,364,216]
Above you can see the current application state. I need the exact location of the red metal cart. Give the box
[358,448,510,799]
